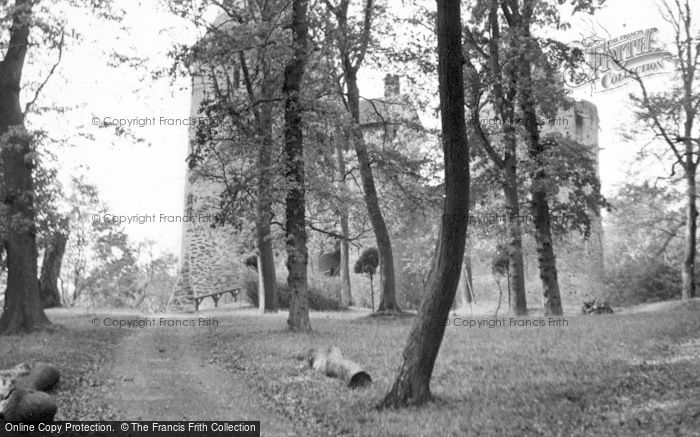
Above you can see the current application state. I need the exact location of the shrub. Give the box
[245,279,344,311]
[604,260,681,306]
[354,247,379,311]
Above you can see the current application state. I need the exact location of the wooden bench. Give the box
[193,287,240,311]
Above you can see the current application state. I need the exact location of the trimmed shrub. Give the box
[245,279,344,311]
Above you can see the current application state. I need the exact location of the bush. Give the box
[604,260,681,306]
[245,279,345,311]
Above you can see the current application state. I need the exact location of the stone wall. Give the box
[170,74,247,306]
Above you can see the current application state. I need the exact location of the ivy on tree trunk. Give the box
[284,0,311,332]
[0,0,51,335]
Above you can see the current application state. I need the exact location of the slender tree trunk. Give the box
[485,1,527,315]
[284,0,311,332]
[516,2,563,316]
[0,0,51,335]
[334,130,353,307]
[39,232,68,309]
[256,59,278,312]
[682,161,697,299]
[345,71,400,313]
[456,262,469,308]
[331,0,399,313]
[455,249,472,308]
[381,0,469,407]
[239,10,279,313]
[502,165,527,315]
[680,13,697,299]
[257,254,265,313]
[464,252,473,303]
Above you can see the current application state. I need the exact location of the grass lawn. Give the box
[205,303,700,437]
[0,308,130,420]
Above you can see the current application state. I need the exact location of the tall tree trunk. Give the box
[256,57,278,312]
[39,232,68,309]
[517,1,563,316]
[238,10,279,313]
[682,160,697,299]
[381,0,469,408]
[0,0,51,335]
[284,0,311,332]
[345,70,400,313]
[334,131,353,307]
[486,1,527,316]
[502,165,527,315]
[332,0,399,313]
[680,8,697,300]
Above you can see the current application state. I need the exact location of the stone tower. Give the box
[168,71,246,308]
[467,99,605,307]
[529,99,605,302]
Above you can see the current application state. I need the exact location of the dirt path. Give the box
[105,323,298,436]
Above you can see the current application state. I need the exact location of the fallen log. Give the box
[16,362,61,392]
[0,363,59,422]
[308,346,372,388]
[2,388,57,422]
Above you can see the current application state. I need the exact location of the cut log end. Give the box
[349,371,372,388]
[19,363,61,392]
[308,346,372,389]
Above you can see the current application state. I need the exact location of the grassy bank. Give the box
[205,304,700,436]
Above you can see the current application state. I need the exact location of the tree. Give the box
[284,0,311,332]
[0,0,51,334]
[0,0,124,333]
[381,0,470,408]
[354,247,378,311]
[607,0,699,300]
[250,1,280,313]
[323,0,401,313]
[510,0,563,315]
[604,182,685,304]
[463,0,528,315]
[496,0,605,315]
[165,0,289,313]
[60,176,101,306]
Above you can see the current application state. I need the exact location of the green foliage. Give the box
[604,261,681,306]
[244,279,344,311]
[603,182,684,305]
[534,132,610,238]
[354,247,378,278]
[491,243,509,278]
[55,178,177,309]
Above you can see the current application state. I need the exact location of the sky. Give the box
[30,0,697,258]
